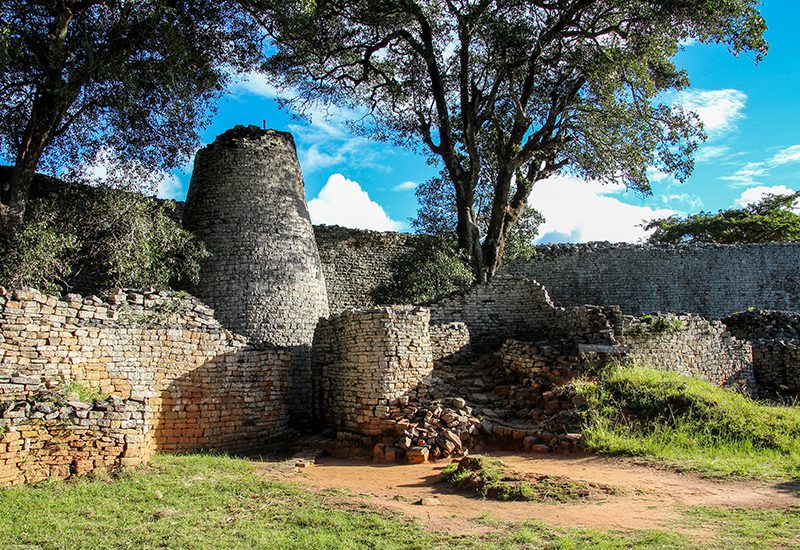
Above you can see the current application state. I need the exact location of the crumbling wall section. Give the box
[312,306,433,445]
[0,287,291,482]
[722,310,800,393]
[620,314,755,391]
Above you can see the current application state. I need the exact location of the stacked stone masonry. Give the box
[0,287,291,482]
[314,225,419,315]
[620,314,755,392]
[0,393,147,485]
[312,306,433,443]
[722,310,800,393]
[311,227,800,320]
[182,125,329,428]
[502,241,800,318]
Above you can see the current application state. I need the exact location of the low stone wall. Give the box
[0,287,292,481]
[312,306,433,445]
[0,392,147,485]
[749,339,800,394]
[427,277,623,353]
[426,277,554,352]
[620,314,755,392]
[722,310,800,393]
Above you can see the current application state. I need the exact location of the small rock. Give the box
[406,446,429,464]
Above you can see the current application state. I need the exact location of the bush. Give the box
[0,172,208,295]
[370,236,472,304]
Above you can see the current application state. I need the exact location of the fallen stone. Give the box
[406,446,429,464]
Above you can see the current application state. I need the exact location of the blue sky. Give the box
[160,0,800,244]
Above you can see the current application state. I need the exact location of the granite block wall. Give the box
[0,287,291,482]
[182,125,329,429]
[312,306,433,441]
[502,241,800,318]
[620,314,755,391]
[311,227,800,319]
[0,393,147,485]
[722,309,800,393]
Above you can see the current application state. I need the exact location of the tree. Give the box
[412,171,544,261]
[370,235,473,304]
[245,0,767,282]
[644,192,800,245]
[0,0,262,230]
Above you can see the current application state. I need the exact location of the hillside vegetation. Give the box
[574,365,800,479]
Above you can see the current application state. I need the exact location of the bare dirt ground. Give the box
[254,452,800,538]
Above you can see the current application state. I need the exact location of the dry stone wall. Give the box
[182,126,329,428]
[503,241,800,318]
[619,314,755,392]
[0,287,291,482]
[312,306,433,446]
[310,227,800,319]
[314,225,419,314]
[721,310,800,393]
[0,392,147,485]
[426,277,623,353]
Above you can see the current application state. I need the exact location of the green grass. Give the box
[439,456,608,502]
[0,453,796,549]
[683,506,800,550]
[573,364,800,479]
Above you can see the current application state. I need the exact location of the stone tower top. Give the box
[211,125,297,149]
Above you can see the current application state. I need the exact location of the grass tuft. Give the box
[438,456,613,502]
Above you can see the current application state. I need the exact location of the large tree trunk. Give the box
[2,99,61,231]
[451,172,487,283]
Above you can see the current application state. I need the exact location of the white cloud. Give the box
[769,145,800,166]
[668,89,747,140]
[722,161,769,186]
[392,181,417,192]
[308,173,402,231]
[733,185,799,210]
[230,72,282,99]
[722,145,800,187]
[529,174,675,244]
[157,173,186,201]
[662,193,704,211]
[694,144,732,162]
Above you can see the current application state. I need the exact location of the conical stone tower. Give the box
[182,125,329,428]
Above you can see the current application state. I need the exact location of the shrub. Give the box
[0,171,207,295]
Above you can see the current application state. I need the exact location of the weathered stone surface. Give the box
[183,126,328,428]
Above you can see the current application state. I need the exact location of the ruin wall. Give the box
[503,241,800,318]
[621,314,755,391]
[312,306,433,444]
[0,288,291,482]
[313,225,419,314]
[311,227,800,319]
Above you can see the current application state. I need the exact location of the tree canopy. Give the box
[246,0,768,282]
[0,0,262,229]
[644,192,800,245]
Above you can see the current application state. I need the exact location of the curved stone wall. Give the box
[502,242,800,318]
[182,125,329,427]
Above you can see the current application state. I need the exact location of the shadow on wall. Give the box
[151,347,293,455]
